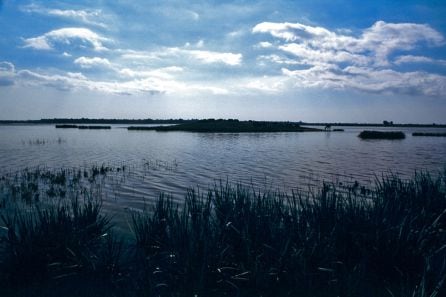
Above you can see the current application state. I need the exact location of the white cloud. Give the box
[119,47,242,66]
[252,20,446,96]
[282,65,446,96]
[0,61,16,86]
[74,57,112,68]
[1,61,229,96]
[253,20,444,66]
[23,28,110,51]
[256,41,273,48]
[394,55,446,66]
[257,54,300,66]
[21,4,107,28]
[187,49,242,66]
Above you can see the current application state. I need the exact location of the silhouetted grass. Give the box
[1,170,445,296]
[358,130,406,139]
[131,172,446,297]
[413,132,446,137]
[129,119,321,132]
[0,198,115,286]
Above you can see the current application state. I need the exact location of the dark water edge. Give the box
[1,169,445,297]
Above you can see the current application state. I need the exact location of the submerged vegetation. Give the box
[129,119,321,133]
[358,130,406,139]
[0,167,445,297]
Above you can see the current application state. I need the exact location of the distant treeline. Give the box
[0,118,445,127]
[0,118,194,124]
[301,122,446,128]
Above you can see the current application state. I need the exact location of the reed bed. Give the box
[0,170,445,297]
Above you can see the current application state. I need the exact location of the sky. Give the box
[0,0,446,123]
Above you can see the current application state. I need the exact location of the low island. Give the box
[128,119,322,133]
[358,130,406,139]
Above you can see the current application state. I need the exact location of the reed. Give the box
[131,173,446,297]
[0,169,445,296]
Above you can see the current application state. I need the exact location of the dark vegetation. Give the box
[55,125,78,128]
[333,128,344,132]
[358,130,406,139]
[1,167,445,297]
[128,119,321,133]
[413,132,446,137]
[56,125,111,129]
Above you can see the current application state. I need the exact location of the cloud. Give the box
[281,65,446,96]
[0,61,15,86]
[119,47,242,66]
[394,55,446,66]
[186,49,242,66]
[21,4,107,28]
[23,28,110,51]
[253,20,444,66]
[74,56,112,68]
[118,66,183,79]
[252,20,446,96]
[1,61,229,96]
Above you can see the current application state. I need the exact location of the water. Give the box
[1,124,445,214]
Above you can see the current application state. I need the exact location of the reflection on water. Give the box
[1,124,445,209]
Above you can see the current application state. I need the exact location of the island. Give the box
[128,119,322,132]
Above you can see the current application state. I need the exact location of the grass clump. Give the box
[0,198,117,288]
[358,130,406,139]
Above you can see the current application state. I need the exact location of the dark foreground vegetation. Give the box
[413,132,446,137]
[358,130,406,139]
[129,119,321,133]
[0,168,445,297]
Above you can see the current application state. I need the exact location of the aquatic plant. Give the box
[0,198,112,285]
[131,172,446,297]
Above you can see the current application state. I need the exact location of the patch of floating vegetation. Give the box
[358,130,405,139]
[332,128,344,132]
[129,119,322,133]
[21,137,66,145]
[0,166,445,297]
[55,125,111,129]
[412,132,446,137]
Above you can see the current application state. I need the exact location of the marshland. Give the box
[0,122,446,296]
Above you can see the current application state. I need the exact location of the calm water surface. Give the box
[1,124,445,216]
